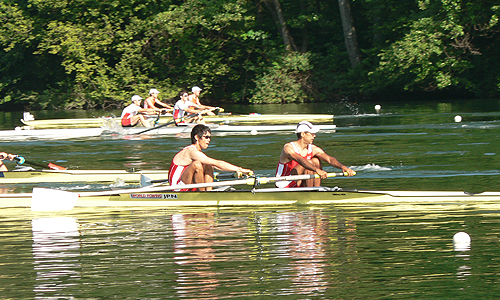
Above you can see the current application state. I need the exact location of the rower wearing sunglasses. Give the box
[168,124,253,191]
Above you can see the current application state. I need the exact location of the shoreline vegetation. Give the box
[0,0,499,111]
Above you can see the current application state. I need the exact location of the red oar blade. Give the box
[48,163,66,170]
[15,156,66,170]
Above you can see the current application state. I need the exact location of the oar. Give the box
[14,156,66,170]
[140,172,241,187]
[134,114,194,135]
[136,107,223,135]
[153,110,161,125]
[31,172,353,211]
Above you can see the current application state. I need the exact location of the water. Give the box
[1,99,500,298]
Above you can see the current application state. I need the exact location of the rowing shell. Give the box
[0,169,169,184]
[204,114,334,124]
[2,124,337,141]
[2,187,500,208]
[20,113,334,129]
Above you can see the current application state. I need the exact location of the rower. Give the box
[188,86,217,116]
[0,152,16,171]
[168,124,253,191]
[121,95,164,128]
[173,91,213,124]
[275,121,356,188]
[144,88,173,111]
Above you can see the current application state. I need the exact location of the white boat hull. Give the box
[2,124,337,141]
[0,169,169,183]
[1,187,500,209]
[20,113,334,129]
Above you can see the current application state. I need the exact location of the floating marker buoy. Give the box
[454,115,462,123]
[250,130,258,135]
[453,232,471,251]
[374,104,381,114]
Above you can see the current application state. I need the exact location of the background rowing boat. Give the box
[20,113,334,129]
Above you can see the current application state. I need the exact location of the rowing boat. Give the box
[204,114,334,124]
[118,124,337,135]
[20,113,334,129]
[2,187,500,209]
[2,124,337,141]
[2,127,105,141]
[1,172,499,210]
[0,169,169,184]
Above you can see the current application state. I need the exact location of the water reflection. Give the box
[0,203,493,298]
[170,209,360,297]
[453,232,472,281]
[31,217,80,298]
[278,212,330,295]
[171,213,221,297]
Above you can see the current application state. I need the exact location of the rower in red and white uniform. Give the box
[143,88,173,111]
[121,95,162,127]
[168,145,198,191]
[173,90,211,124]
[188,86,217,116]
[168,124,253,191]
[275,121,356,188]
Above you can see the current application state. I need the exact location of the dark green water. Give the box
[1,99,500,298]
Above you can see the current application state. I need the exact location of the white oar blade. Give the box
[140,174,153,187]
[31,188,78,211]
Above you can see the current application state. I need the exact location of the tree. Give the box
[337,0,361,68]
[368,0,500,96]
[250,52,313,103]
[261,0,298,51]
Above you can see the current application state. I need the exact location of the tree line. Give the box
[0,0,498,110]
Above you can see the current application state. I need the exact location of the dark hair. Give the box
[180,90,189,97]
[191,124,211,144]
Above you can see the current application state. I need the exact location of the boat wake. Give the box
[352,164,392,172]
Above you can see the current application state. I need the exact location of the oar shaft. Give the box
[148,172,236,184]
[14,156,66,170]
[79,172,351,197]
[214,172,238,180]
[80,178,251,197]
[136,112,200,134]
[258,172,350,184]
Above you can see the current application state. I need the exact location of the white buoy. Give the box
[250,130,258,135]
[454,115,462,123]
[453,232,471,251]
[374,104,381,114]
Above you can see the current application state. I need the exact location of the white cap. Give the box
[295,121,319,133]
[131,95,143,102]
[192,86,202,92]
[149,88,160,94]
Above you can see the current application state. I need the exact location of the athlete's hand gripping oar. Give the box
[31,171,354,211]
[14,156,66,170]
[171,107,222,127]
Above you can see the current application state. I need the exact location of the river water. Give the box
[1,99,500,298]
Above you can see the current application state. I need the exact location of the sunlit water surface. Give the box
[1,100,500,298]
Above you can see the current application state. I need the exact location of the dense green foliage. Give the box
[0,0,498,109]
